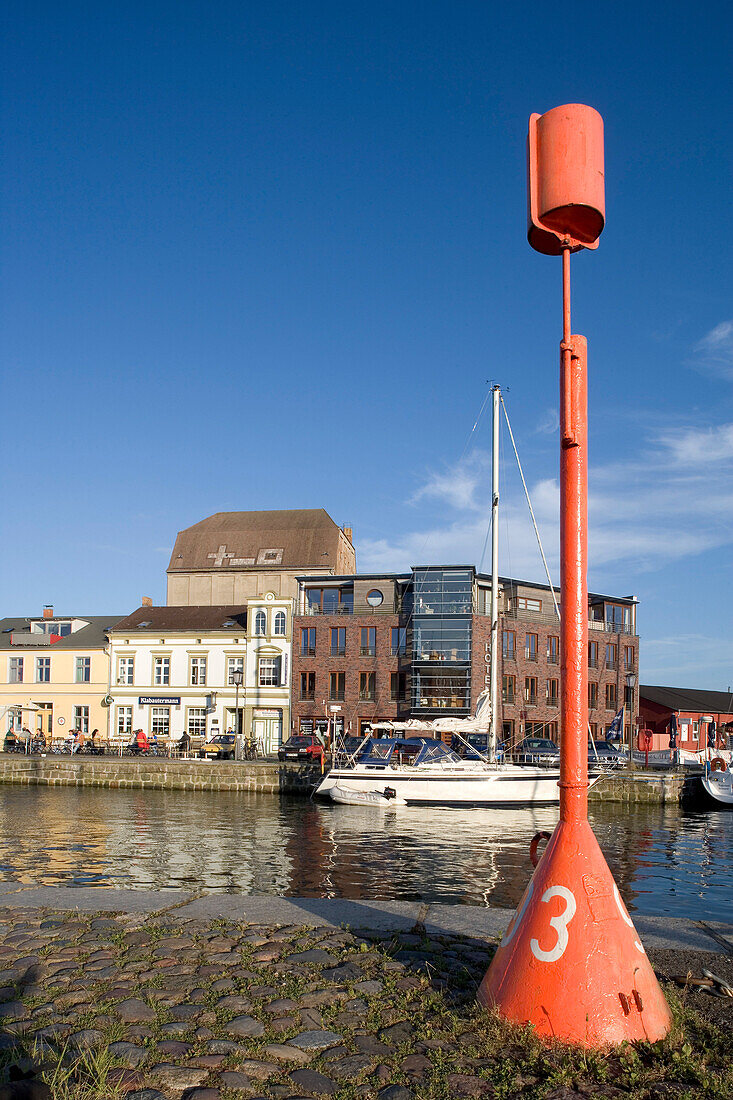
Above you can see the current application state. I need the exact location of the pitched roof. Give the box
[0,616,122,651]
[640,685,733,715]
[110,606,248,632]
[167,508,349,574]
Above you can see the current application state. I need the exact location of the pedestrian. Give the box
[668,710,679,765]
[707,718,717,756]
[72,728,85,754]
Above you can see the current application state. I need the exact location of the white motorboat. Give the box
[316,736,564,807]
[699,762,733,809]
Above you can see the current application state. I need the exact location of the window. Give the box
[589,682,598,709]
[502,674,516,704]
[525,634,538,661]
[588,641,598,669]
[305,587,354,614]
[187,708,207,737]
[118,657,134,685]
[116,706,132,736]
[254,610,267,636]
[360,627,376,657]
[329,672,345,701]
[274,611,286,636]
[547,636,559,664]
[258,657,280,687]
[330,628,346,657]
[605,603,631,633]
[518,596,542,612]
[502,630,515,659]
[391,627,407,656]
[300,627,316,657]
[35,657,51,683]
[624,645,634,672]
[547,678,559,706]
[524,677,538,705]
[8,658,23,684]
[154,657,170,686]
[190,656,207,686]
[390,672,407,701]
[75,657,91,683]
[605,683,617,710]
[7,708,22,731]
[74,706,89,733]
[151,707,170,737]
[366,589,383,607]
[227,657,244,685]
[606,643,617,670]
[359,672,376,700]
[300,672,315,700]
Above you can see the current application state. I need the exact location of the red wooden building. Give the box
[639,685,733,752]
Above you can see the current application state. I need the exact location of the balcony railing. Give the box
[300,692,315,701]
[359,647,376,657]
[299,646,316,658]
[330,647,346,657]
[329,691,346,702]
[358,691,375,701]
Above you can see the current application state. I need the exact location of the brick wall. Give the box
[292,614,411,734]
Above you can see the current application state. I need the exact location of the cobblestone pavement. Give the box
[0,909,730,1100]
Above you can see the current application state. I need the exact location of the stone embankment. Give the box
[0,891,730,1099]
[0,755,321,795]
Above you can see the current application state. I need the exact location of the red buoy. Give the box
[478,109,672,1046]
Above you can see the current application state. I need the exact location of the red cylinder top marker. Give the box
[528,103,605,255]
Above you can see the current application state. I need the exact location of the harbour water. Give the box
[0,787,730,921]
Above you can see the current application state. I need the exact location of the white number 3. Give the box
[530,885,576,962]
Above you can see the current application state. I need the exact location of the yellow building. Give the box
[0,609,120,743]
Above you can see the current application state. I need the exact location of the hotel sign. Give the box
[138,696,181,706]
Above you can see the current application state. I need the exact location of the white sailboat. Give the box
[316,386,569,808]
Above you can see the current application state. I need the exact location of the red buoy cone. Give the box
[477,819,672,1045]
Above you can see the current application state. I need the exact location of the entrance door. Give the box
[253,715,282,754]
[35,703,53,735]
[226,708,244,735]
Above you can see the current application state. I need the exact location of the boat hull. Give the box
[699,770,733,809]
[316,765,561,807]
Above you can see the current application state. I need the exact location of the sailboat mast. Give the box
[489,384,501,762]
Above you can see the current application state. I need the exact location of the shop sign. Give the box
[254,708,280,717]
[138,696,181,705]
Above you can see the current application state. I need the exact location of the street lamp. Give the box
[625,672,637,768]
[231,668,243,735]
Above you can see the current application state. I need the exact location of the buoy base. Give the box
[477,819,672,1046]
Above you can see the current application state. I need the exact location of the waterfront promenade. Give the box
[0,886,730,1099]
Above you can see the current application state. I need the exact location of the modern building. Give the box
[108,599,292,752]
[639,685,733,752]
[0,608,120,739]
[290,567,639,743]
[166,509,355,606]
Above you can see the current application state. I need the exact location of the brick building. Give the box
[290,567,638,744]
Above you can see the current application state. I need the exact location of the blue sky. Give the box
[2,1,731,688]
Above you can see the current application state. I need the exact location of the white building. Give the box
[107,601,291,753]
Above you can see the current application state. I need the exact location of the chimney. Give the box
[141,596,153,607]
[343,527,353,543]
[43,605,53,619]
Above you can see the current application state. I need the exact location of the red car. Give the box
[278,734,325,763]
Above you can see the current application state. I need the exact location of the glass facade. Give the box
[411,568,472,713]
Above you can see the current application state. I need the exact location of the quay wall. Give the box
[0,755,321,794]
[0,756,690,802]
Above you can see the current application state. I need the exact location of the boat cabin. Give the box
[342,736,463,768]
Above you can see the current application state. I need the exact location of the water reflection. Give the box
[0,788,730,921]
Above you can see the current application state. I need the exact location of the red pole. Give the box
[559,248,588,826]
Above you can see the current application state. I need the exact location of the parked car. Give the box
[201,734,236,760]
[452,733,491,760]
[588,740,627,768]
[278,734,325,763]
[511,737,560,766]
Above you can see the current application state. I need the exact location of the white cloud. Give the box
[410,452,489,512]
[689,320,733,379]
[642,635,733,691]
[657,423,733,466]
